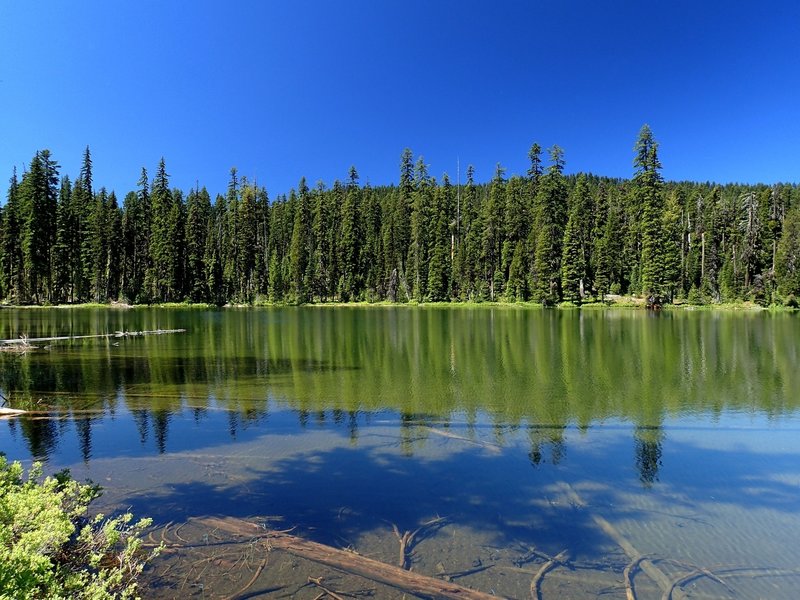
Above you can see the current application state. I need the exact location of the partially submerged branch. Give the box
[196,516,502,600]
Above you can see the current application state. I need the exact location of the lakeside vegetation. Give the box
[0,456,158,598]
[3,126,800,309]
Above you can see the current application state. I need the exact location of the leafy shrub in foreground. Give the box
[0,455,159,599]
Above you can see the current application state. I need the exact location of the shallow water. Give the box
[1,306,799,598]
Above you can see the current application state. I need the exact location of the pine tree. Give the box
[75,147,95,302]
[106,191,122,300]
[480,164,506,300]
[660,190,683,301]
[776,203,800,300]
[185,186,212,302]
[147,158,178,301]
[427,175,452,301]
[1,168,22,302]
[204,195,226,305]
[121,168,151,302]
[633,125,664,300]
[591,183,610,300]
[408,157,433,301]
[19,151,59,303]
[504,176,529,300]
[461,165,482,299]
[87,188,109,301]
[532,146,568,304]
[561,175,592,303]
[288,178,311,302]
[235,181,257,301]
[362,184,383,299]
[51,176,73,302]
[338,167,362,301]
[253,184,271,298]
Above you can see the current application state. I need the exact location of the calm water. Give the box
[1,307,799,599]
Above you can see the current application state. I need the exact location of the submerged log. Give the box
[196,516,503,600]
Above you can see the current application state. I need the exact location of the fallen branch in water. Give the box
[623,555,649,600]
[530,549,569,600]
[196,516,503,600]
[390,516,447,570]
[307,576,349,600]
[0,328,186,345]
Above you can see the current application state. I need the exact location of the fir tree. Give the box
[776,203,800,300]
[532,146,568,304]
[185,186,212,302]
[288,178,311,302]
[1,168,22,302]
[633,125,664,299]
[561,174,592,303]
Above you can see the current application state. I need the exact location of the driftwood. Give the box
[0,407,27,417]
[0,328,186,345]
[196,516,503,600]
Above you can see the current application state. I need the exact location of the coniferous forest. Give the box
[3,125,800,307]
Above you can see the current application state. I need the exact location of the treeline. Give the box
[3,126,800,306]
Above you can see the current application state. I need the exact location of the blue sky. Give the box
[1,1,799,198]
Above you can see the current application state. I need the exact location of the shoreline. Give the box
[0,298,792,312]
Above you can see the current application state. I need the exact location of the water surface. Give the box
[1,307,798,598]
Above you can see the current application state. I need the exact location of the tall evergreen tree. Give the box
[147,158,178,301]
[776,202,800,300]
[408,157,432,300]
[185,186,212,302]
[338,167,362,301]
[532,146,568,304]
[633,125,664,299]
[561,174,592,302]
[288,178,312,302]
[1,168,22,302]
[19,151,59,303]
[121,168,151,302]
[660,190,683,301]
[504,176,529,300]
[480,164,506,300]
[427,174,453,301]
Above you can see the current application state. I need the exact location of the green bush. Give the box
[0,455,159,599]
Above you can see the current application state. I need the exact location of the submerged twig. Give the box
[390,516,447,570]
[307,576,348,600]
[530,549,569,600]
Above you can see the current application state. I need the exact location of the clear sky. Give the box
[1,1,799,198]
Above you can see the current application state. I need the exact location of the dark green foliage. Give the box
[776,203,800,298]
[561,174,593,303]
[660,190,683,301]
[185,186,212,302]
[633,125,664,298]
[338,169,362,301]
[532,146,568,304]
[2,136,798,307]
[288,178,312,303]
[147,159,180,302]
[1,168,22,303]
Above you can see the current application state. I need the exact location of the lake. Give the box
[1,306,799,599]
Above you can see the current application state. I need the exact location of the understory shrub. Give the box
[0,455,159,599]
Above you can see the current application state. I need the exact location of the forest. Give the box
[2,125,800,307]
